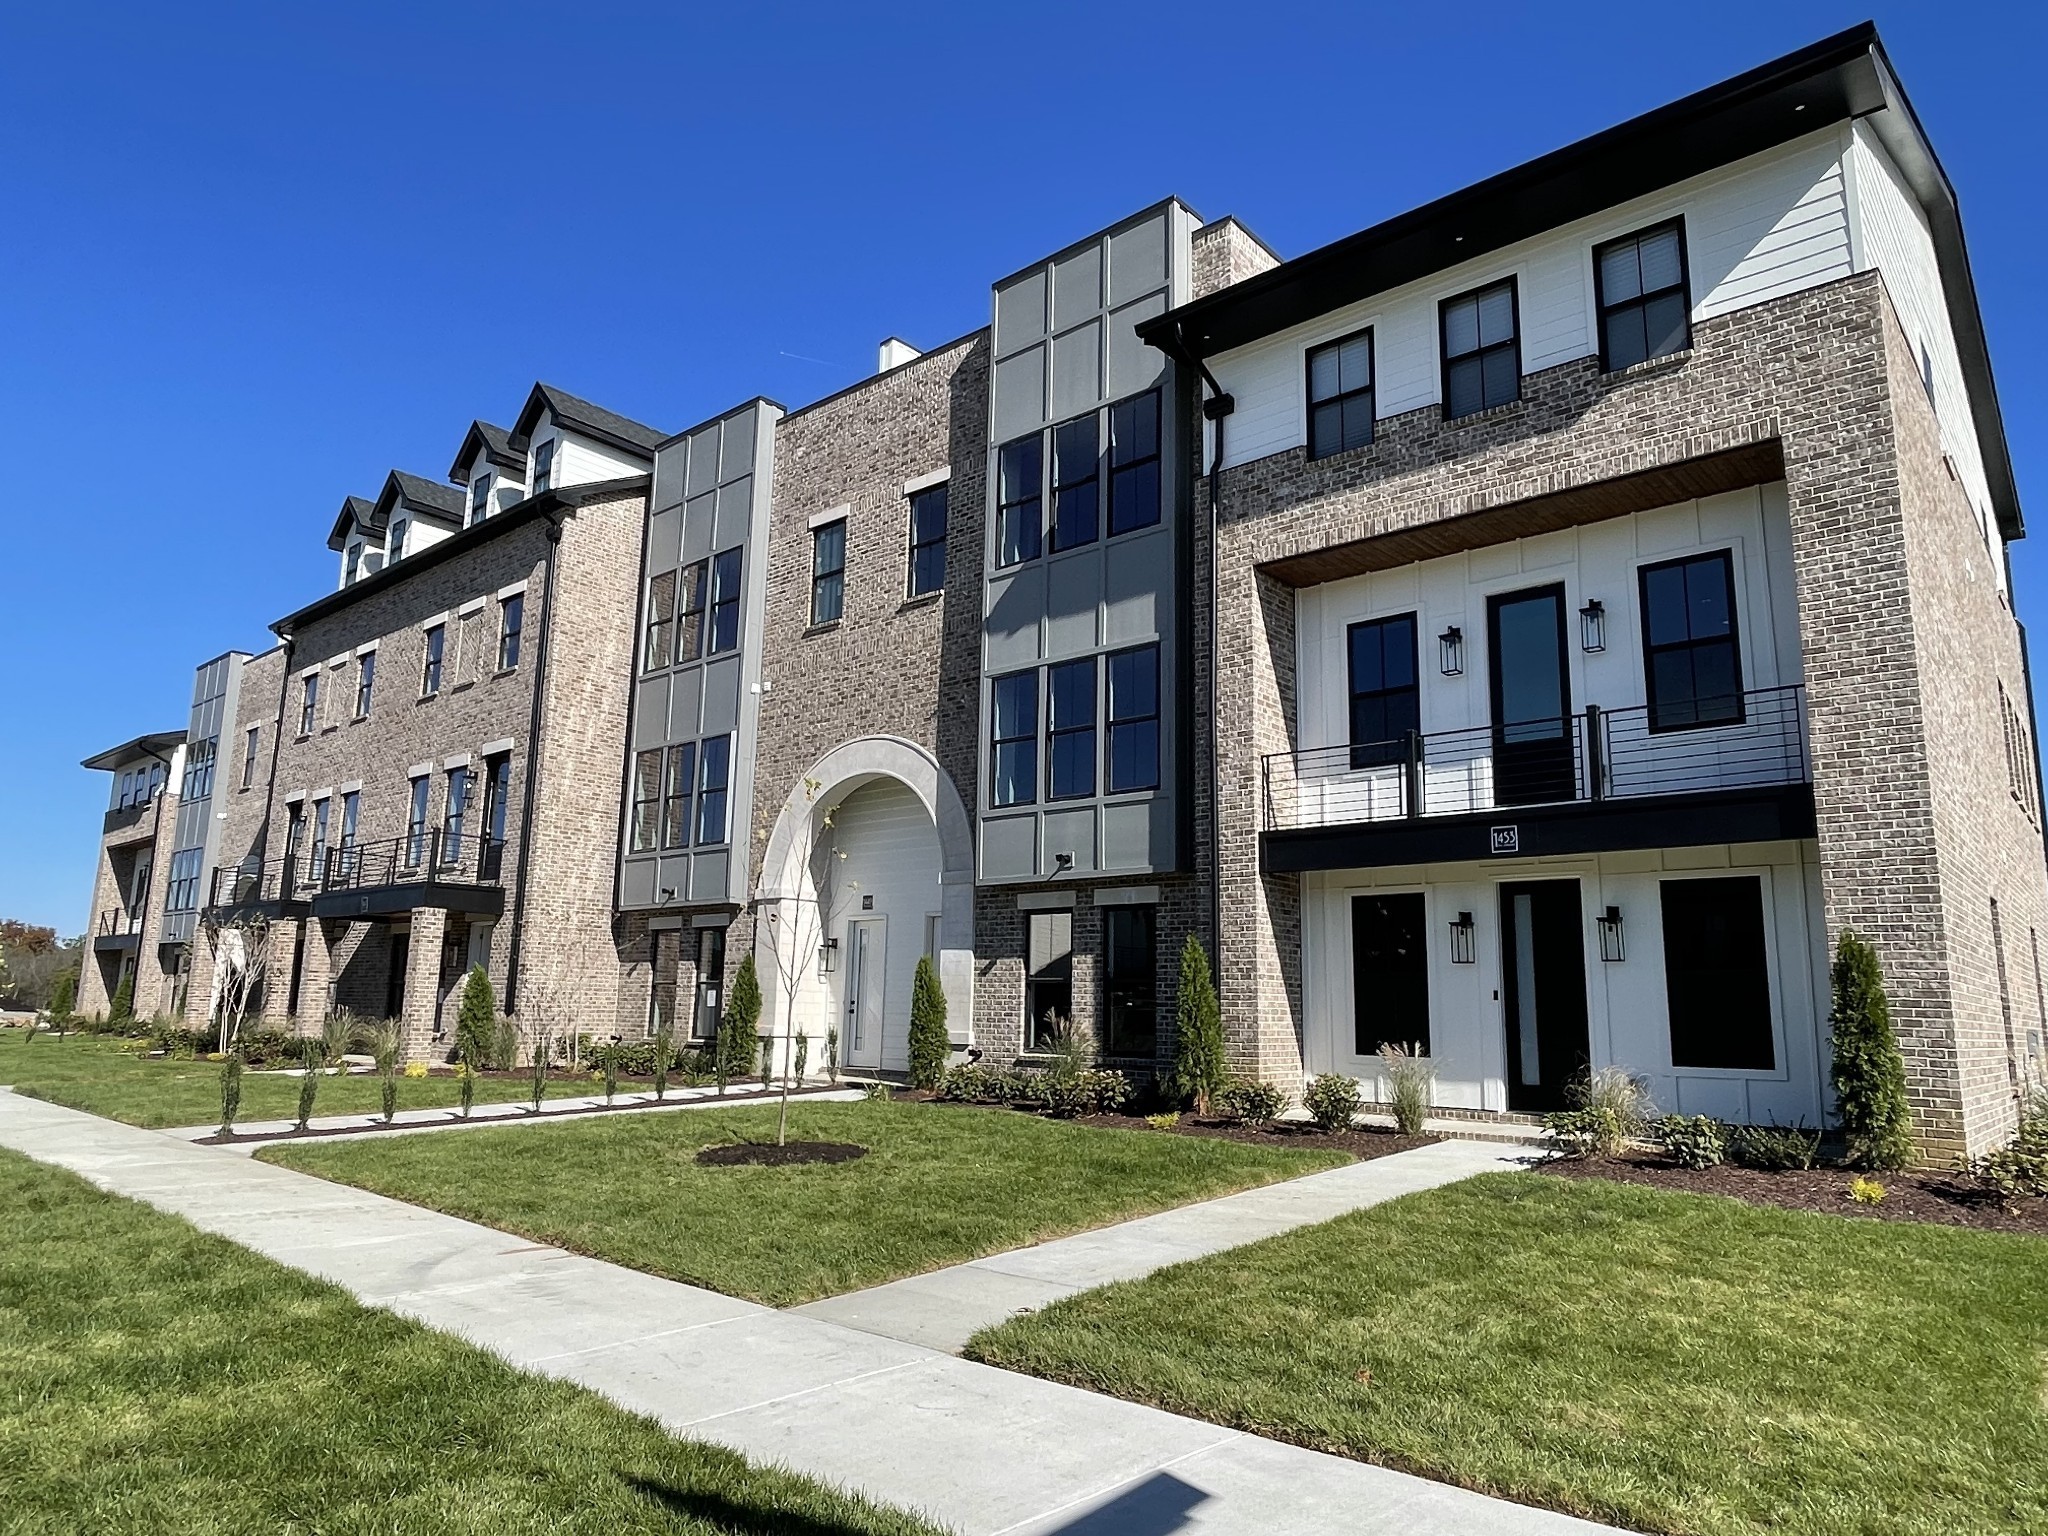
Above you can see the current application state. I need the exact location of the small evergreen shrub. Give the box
[1849,1174,1887,1205]
[793,1033,809,1085]
[458,1062,475,1119]
[1970,1091,2048,1201]
[720,955,762,1089]
[1377,1043,1435,1136]
[218,1052,243,1137]
[1303,1073,1362,1134]
[108,973,134,1027]
[825,1026,839,1084]
[600,1037,621,1103]
[1726,1122,1821,1172]
[758,1034,774,1086]
[1829,929,1913,1171]
[294,1043,319,1132]
[1651,1113,1727,1170]
[650,1018,674,1100]
[1169,934,1225,1114]
[907,954,950,1091]
[491,1016,519,1074]
[47,971,75,1025]
[528,1030,550,1112]
[1217,1079,1286,1127]
[453,966,497,1067]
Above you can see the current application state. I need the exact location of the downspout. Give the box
[504,504,566,1014]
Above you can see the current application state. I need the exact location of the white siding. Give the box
[822,777,943,1074]
[555,426,649,487]
[1212,129,1854,469]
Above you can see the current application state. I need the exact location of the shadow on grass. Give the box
[626,1476,891,1535]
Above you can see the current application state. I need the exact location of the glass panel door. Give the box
[1488,585,1574,805]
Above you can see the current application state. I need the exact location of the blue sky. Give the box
[2,3,2041,931]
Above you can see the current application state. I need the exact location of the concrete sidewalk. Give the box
[796,1137,1528,1352]
[0,1090,1626,1536]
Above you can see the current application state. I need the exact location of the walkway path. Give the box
[0,1090,1624,1535]
[796,1137,1526,1351]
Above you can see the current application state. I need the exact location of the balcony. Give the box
[1260,684,1816,872]
[92,907,145,952]
[303,830,505,920]
[102,797,160,842]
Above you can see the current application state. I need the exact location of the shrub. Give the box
[108,973,134,1027]
[218,1052,243,1137]
[1829,930,1912,1171]
[598,1037,622,1103]
[453,966,496,1067]
[758,1033,774,1086]
[793,1032,809,1085]
[824,1026,839,1084]
[238,1030,306,1068]
[295,1044,320,1132]
[528,1029,551,1112]
[650,1017,675,1100]
[905,954,949,1090]
[1218,1079,1286,1128]
[1651,1114,1727,1170]
[47,971,74,1025]
[720,955,761,1090]
[1377,1043,1435,1136]
[1547,1067,1654,1158]
[1169,934,1225,1114]
[322,1008,368,1064]
[1303,1073,1362,1134]
[1727,1122,1821,1172]
[937,1064,1017,1104]
[403,1060,427,1080]
[491,1016,519,1074]
[1146,1111,1181,1130]
[1970,1092,2048,1202]
[863,1081,892,1102]
[1849,1174,1887,1205]
[458,1062,475,1119]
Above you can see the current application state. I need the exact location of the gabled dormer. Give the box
[328,495,384,589]
[369,470,466,571]
[448,420,528,528]
[507,382,664,495]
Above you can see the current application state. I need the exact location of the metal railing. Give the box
[206,829,506,909]
[1261,684,1808,833]
[96,907,144,938]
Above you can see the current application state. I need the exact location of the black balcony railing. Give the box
[95,907,144,939]
[207,829,506,911]
[1261,684,1808,833]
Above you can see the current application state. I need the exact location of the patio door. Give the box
[1488,584,1574,805]
[1498,880,1590,1112]
[385,926,410,1022]
[843,918,885,1072]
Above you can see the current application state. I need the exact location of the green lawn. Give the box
[0,1148,937,1536]
[0,1029,563,1128]
[260,1100,1348,1306]
[965,1173,2048,1536]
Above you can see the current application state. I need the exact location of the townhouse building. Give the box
[73,24,2041,1158]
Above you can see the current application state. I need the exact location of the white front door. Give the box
[843,919,886,1071]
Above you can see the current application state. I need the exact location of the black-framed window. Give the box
[531,439,554,493]
[1640,550,1742,730]
[469,476,491,525]
[167,848,202,914]
[484,756,510,852]
[1308,328,1375,458]
[310,796,330,871]
[1347,615,1419,768]
[661,741,695,851]
[1108,390,1161,536]
[708,548,742,654]
[644,569,676,672]
[241,726,260,790]
[630,750,661,853]
[1595,220,1690,371]
[909,485,947,596]
[811,519,846,625]
[444,767,471,851]
[1102,905,1157,1057]
[498,593,523,670]
[997,434,1042,567]
[387,520,407,562]
[299,674,318,735]
[696,734,731,845]
[338,790,360,877]
[352,652,374,719]
[1351,893,1430,1056]
[1106,644,1160,793]
[1660,876,1774,1070]
[421,624,445,695]
[282,803,304,872]
[1440,278,1520,418]
[990,670,1037,807]
[1025,911,1072,1052]
[678,559,708,662]
[1051,414,1099,552]
[182,737,216,801]
[1047,657,1096,800]
[406,776,430,865]
[344,543,362,584]
[693,925,726,1043]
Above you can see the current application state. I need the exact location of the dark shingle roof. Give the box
[448,420,521,483]
[326,494,380,552]
[382,471,467,523]
[510,382,665,456]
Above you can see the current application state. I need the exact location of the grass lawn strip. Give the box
[965,1172,2048,1536]
[0,1147,938,1536]
[260,1099,1347,1307]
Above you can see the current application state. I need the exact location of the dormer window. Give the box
[344,542,363,584]
[531,439,554,494]
[469,476,491,526]
[387,520,407,562]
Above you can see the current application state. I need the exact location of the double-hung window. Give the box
[282,803,304,875]
[1595,220,1689,371]
[337,790,360,878]
[1102,906,1157,1057]
[996,435,1042,567]
[444,767,472,857]
[662,742,696,850]
[1108,390,1161,535]
[1639,551,1742,730]
[630,750,661,854]
[421,624,445,696]
[354,652,375,719]
[1347,615,1420,769]
[696,735,731,845]
[299,674,319,735]
[708,549,741,654]
[1307,329,1375,458]
[1106,645,1160,793]
[908,485,947,596]
[811,520,846,625]
[310,797,330,877]
[469,476,491,525]
[405,776,430,866]
[1051,415,1099,551]
[1047,658,1096,800]
[1440,278,1520,418]
[990,670,1037,807]
[387,520,407,562]
[241,726,260,789]
[531,439,554,493]
[498,592,523,670]
[344,543,362,584]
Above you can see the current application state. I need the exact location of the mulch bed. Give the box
[1541,1153,2048,1236]
[695,1140,868,1168]
[898,1090,1435,1161]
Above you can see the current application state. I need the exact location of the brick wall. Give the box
[1191,217,1280,301]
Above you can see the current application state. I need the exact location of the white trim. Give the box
[808,503,851,530]
[1017,891,1077,912]
[421,611,451,631]
[310,787,333,803]
[1091,885,1160,907]
[298,664,320,680]
[496,580,528,602]
[406,761,434,779]
[479,738,515,758]
[457,598,487,619]
[337,780,363,796]
[354,640,379,657]
[903,467,951,495]
[282,789,306,805]
[442,754,471,771]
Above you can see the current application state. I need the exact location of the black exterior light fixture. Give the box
[818,934,839,978]
[1439,625,1465,676]
[1580,599,1607,652]
[1597,904,1625,962]
[1449,911,1476,964]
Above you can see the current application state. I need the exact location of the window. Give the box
[1307,328,1375,458]
[990,670,1037,807]
[1660,876,1774,1070]
[444,767,472,854]
[696,735,731,845]
[182,737,217,801]
[337,790,360,877]
[811,519,846,625]
[1025,911,1073,1052]
[298,674,318,735]
[531,439,554,493]
[1639,551,1742,730]
[1051,415,1099,551]
[1595,220,1689,371]
[241,727,260,790]
[1351,893,1430,1056]
[693,925,727,1043]
[1440,278,1520,418]
[387,520,407,562]
[648,927,679,1042]
[309,797,330,876]
[354,651,375,719]
[167,849,203,914]
[908,485,947,596]
[1106,645,1160,793]
[482,755,511,871]
[1108,390,1161,536]
[498,592,523,670]
[644,569,676,671]
[282,803,304,874]
[1047,658,1096,800]
[708,549,741,654]
[996,434,1042,567]
[661,742,696,850]
[1102,906,1157,1057]
[344,543,362,584]
[1347,615,1420,768]
[677,559,708,662]
[469,476,491,525]
[405,776,430,866]
[630,750,661,853]
[421,624,445,695]
[2002,683,2039,823]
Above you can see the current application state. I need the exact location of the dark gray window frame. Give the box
[1593,217,1691,372]
[811,519,847,626]
[1306,327,1376,459]
[1439,276,1522,419]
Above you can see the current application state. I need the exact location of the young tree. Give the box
[907,954,949,1091]
[295,1041,321,1133]
[1169,934,1225,1116]
[202,913,273,1053]
[454,965,497,1067]
[650,1015,675,1101]
[721,953,762,1092]
[47,970,75,1027]
[108,971,134,1028]
[218,1050,244,1137]
[1830,929,1913,1171]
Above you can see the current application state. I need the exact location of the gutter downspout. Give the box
[504,506,566,1014]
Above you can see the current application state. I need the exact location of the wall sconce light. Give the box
[1449,911,1476,965]
[817,935,840,978]
[1439,626,1464,676]
[1579,599,1606,653]
[1597,904,1625,962]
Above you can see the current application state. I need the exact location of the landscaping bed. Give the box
[901,1088,1436,1160]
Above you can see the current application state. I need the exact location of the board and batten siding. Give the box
[817,776,944,1074]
